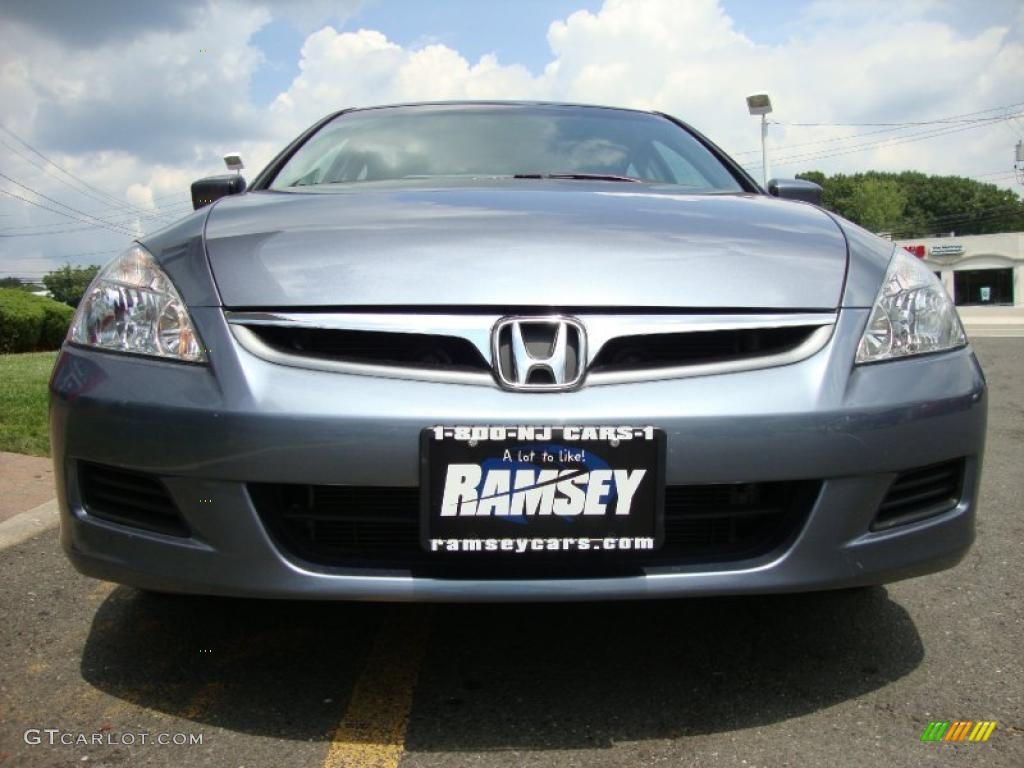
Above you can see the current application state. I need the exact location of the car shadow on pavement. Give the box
[80,589,384,740]
[80,586,922,747]
[406,588,923,751]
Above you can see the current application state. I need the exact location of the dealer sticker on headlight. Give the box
[420,426,665,554]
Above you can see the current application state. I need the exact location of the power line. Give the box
[731,123,924,157]
[0,170,144,234]
[0,200,190,234]
[56,195,191,221]
[44,248,119,261]
[0,123,152,217]
[28,248,118,261]
[0,187,135,235]
[888,211,1024,237]
[776,115,1024,165]
[771,117,1022,168]
[0,226,128,238]
[0,135,147,218]
[733,113,1024,159]
[731,101,1024,159]
[970,169,1020,179]
[0,197,191,237]
[0,125,194,235]
[0,215,182,237]
[878,202,1024,234]
[768,100,1024,128]
[889,206,1022,230]
[774,115,1020,127]
[0,248,119,278]
[0,135,192,225]
[151,190,192,203]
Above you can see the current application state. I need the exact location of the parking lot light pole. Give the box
[746,94,773,188]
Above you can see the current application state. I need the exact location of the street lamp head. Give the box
[746,94,773,116]
[223,152,245,172]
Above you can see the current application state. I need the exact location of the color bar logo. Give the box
[920,720,997,742]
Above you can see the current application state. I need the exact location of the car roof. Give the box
[340,100,659,117]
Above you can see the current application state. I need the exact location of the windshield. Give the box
[268,105,745,192]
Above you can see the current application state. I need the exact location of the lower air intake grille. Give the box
[250,481,818,577]
[872,459,965,531]
[79,462,189,537]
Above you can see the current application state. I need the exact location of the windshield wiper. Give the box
[513,173,643,183]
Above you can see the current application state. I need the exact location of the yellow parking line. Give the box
[322,607,431,768]
[88,581,117,601]
[100,682,155,719]
[71,685,102,717]
[179,681,225,720]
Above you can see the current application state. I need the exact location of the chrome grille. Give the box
[247,325,488,372]
[590,325,820,372]
[228,311,835,386]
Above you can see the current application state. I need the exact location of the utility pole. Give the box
[746,94,773,188]
[761,112,770,186]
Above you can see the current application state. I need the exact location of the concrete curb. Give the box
[0,499,59,551]
[966,328,1024,338]
[959,308,1024,338]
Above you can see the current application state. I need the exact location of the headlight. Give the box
[69,244,206,363]
[855,248,965,364]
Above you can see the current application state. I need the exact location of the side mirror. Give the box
[191,174,246,210]
[767,178,823,206]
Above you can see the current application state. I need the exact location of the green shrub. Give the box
[40,299,74,349]
[0,288,74,353]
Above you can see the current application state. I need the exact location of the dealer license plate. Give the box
[420,426,664,555]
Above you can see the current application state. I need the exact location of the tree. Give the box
[796,170,1024,237]
[0,277,33,290]
[843,177,907,234]
[42,264,100,307]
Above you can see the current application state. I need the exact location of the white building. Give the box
[894,232,1023,307]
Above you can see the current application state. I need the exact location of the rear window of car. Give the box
[268,105,744,192]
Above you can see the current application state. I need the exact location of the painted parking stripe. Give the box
[323,607,431,768]
[0,498,58,551]
[179,681,226,720]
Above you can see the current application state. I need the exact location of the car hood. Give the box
[204,179,847,310]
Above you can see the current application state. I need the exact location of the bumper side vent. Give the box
[872,459,965,532]
[79,462,190,537]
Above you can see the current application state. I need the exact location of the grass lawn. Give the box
[0,351,57,456]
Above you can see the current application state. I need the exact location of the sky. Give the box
[1,0,1022,279]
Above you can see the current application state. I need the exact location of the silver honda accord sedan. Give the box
[50,101,986,601]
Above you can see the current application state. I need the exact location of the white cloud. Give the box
[1,0,1022,275]
[270,28,542,131]
[270,0,1023,182]
[4,1,276,161]
[0,1,288,272]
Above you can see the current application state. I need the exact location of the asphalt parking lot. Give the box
[1,338,1021,767]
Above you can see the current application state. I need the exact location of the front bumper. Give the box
[50,308,987,601]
